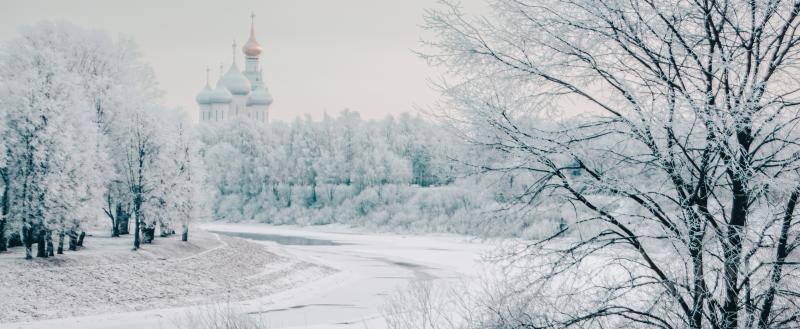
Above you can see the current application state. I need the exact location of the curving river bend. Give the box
[206,223,493,328]
[9,223,493,329]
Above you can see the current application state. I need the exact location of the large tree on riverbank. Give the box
[424,0,800,327]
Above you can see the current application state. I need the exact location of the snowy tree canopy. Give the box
[0,21,204,257]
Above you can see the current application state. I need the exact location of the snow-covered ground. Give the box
[2,224,496,329]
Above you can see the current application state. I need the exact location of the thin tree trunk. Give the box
[8,232,22,248]
[133,195,141,250]
[105,193,119,237]
[118,204,130,235]
[22,225,33,260]
[68,230,78,251]
[722,129,753,329]
[311,182,317,205]
[722,182,749,328]
[110,212,119,237]
[46,230,54,257]
[0,169,7,252]
[57,230,64,254]
[77,231,85,247]
[133,144,145,249]
[758,188,799,328]
[181,225,188,242]
[0,218,6,253]
[36,229,47,258]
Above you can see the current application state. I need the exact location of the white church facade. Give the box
[196,14,273,123]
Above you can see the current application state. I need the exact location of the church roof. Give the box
[210,65,233,104]
[196,85,213,105]
[247,85,273,106]
[196,67,213,105]
[242,12,262,57]
[222,62,251,95]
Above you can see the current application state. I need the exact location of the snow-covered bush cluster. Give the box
[200,112,572,238]
[0,21,205,258]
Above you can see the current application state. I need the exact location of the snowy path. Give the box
[5,224,494,329]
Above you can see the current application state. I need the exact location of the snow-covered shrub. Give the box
[174,303,267,329]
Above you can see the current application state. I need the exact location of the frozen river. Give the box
[8,223,494,329]
[206,223,494,328]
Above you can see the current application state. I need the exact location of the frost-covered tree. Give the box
[0,21,196,258]
[118,106,166,250]
[158,120,203,241]
[0,22,106,259]
[42,95,105,255]
[424,0,800,327]
[0,98,7,253]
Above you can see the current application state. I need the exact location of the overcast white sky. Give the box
[1,0,486,122]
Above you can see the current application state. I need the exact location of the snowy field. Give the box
[1,224,496,329]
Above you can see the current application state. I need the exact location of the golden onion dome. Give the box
[242,12,262,57]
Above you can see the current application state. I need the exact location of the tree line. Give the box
[200,111,467,221]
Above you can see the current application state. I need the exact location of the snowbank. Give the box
[0,230,335,323]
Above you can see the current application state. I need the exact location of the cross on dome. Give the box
[232,40,237,65]
[242,11,263,57]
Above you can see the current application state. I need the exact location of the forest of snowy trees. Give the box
[199,113,567,237]
[196,109,640,242]
[0,22,202,259]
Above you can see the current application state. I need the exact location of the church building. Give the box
[196,13,273,123]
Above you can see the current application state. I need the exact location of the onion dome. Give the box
[209,65,233,104]
[247,85,273,106]
[222,40,252,95]
[196,85,212,104]
[195,67,213,104]
[222,63,251,95]
[242,12,262,57]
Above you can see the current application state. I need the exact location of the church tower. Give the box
[197,12,272,124]
[241,12,272,122]
[242,12,264,88]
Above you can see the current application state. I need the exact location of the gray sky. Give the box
[1,0,485,122]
